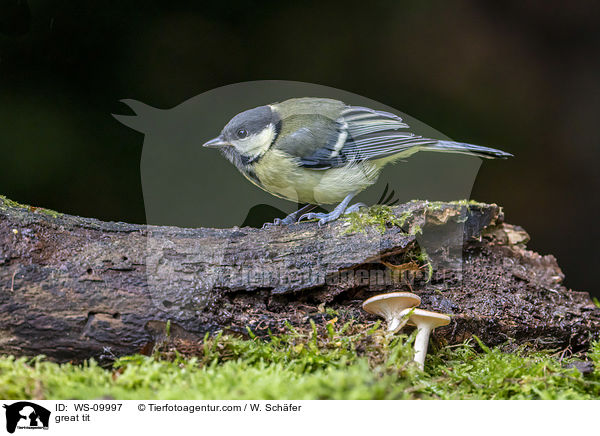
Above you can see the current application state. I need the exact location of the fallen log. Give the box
[0,195,598,362]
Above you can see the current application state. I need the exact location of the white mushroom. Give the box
[362,292,421,333]
[401,308,450,370]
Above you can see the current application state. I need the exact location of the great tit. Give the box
[203,97,512,226]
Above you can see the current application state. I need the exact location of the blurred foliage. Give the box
[1,323,599,400]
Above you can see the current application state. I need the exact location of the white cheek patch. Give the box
[233,124,275,158]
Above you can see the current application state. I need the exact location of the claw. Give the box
[263,216,294,228]
[297,193,366,226]
[265,194,368,227]
[262,218,282,229]
[298,212,328,224]
[298,209,348,226]
[345,203,366,214]
[262,204,318,228]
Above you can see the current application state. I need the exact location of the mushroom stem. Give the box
[402,308,450,371]
[413,327,432,370]
[386,315,409,333]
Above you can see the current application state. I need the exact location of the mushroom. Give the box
[362,292,421,333]
[401,308,450,370]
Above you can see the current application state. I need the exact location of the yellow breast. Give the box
[253,150,381,205]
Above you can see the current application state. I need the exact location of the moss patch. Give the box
[0,195,62,218]
[342,205,416,234]
[2,324,599,400]
[0,195,29,210]
[407,246,434,282]
[342,200,483,235]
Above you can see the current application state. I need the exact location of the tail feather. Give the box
[423,140,513,159]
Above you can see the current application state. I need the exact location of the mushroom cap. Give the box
[362,292,421,320]
[402,308,451,328]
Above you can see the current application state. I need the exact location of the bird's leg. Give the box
[298,192,366,226]
[262,204,317,228]
[344,202,366,214]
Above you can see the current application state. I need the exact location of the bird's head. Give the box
[203,105,280,164]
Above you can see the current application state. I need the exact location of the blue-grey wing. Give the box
[297,106,434,169]
[274,115,343,165]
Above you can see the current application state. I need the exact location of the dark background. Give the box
[1,0,598,296]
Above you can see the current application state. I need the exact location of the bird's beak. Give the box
[203,136,229,148]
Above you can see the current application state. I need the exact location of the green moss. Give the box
[37,208,62,218]
[341,200,486,235]
[410,224,423,236]
[343,205,408,234]
[426,202,443,211]
[0,195,62,218]
[592,297,600,309]
[0,195,29,210]
[2,325,599,400]
[448,199,483,206]
[409,246,433,281]
[324,307,339,318]
[423,199,482,213]
[590,341,600,372]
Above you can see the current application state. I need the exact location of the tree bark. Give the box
[0,195,598,362]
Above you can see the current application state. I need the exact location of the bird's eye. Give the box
[237,129,248,139]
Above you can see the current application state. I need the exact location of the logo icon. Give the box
[2,402,50,434]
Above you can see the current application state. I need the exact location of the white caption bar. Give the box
[0,400,596,435]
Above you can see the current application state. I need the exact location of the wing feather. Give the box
[297,105,433,169]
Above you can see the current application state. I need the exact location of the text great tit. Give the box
[203,97,512,226]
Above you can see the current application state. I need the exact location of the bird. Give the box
[203,97,512,226]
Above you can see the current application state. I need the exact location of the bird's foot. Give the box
[344,202,366,214]
[262,215,296,229]
[262,204,317,229]
[298,202,366,226]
